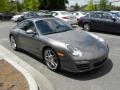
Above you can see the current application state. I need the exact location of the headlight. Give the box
[88,33,104,42]
[66,44,82,56]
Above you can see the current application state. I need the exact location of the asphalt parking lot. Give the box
[0,21,120,90]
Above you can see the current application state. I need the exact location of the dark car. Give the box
[78,11,120,33]
[0,12,14,20]
[9,17,109,73]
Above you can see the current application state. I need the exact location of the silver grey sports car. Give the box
[9,17,109,72]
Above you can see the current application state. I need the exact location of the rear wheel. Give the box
[10,35,18,50]
[83,23,91,31]
[43,48,60,72]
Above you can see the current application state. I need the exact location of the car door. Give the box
[113,19,120,33]
[90,12,103,30]
[101,12,115,32]
[17,20,41,55]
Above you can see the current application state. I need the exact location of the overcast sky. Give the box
[68,0,120,6]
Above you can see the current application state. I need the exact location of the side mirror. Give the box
[26,29,35,34]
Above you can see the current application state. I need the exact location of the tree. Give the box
[0,0,9,12]
[98,0,108,10]
[85,0,96,11]
[39,0,68,10]
[74,3,80,11]
[23,0,39,11]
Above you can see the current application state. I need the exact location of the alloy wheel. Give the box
[10,36,17,50]
[44,49,59,71]
[84,23,91,31]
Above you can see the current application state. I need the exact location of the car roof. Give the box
[26,17,56,22]
[91,11,110,13]
[89,11,114,14]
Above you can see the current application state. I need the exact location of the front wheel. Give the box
[43,48,60,72]
[83,23,91,31]
[10,35,18,50]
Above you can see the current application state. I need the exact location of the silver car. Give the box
[9,17,109,72]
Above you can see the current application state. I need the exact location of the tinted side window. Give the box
[102,13,112,19]
[36,20,52,34]
[52,12,58,16]
[85,13,90,18]
[24,13,29,18]
[90,13,102,18]
[76,13,79,15]
[90,13,95,18]
[23,20,34,31]
[17,21,25,30]
[17,20,34,31]
[95,13,102,18]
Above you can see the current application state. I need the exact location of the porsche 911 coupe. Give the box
[9,17,109,72]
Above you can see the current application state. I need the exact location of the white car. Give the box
[11,12,38,22]
[72,11,86,21]
[50,11,77,25]
[11,12,28,22]
[11,14,22,22]
[111,11,120,13]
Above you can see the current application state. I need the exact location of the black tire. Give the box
[83,23,91,31]
[43,48,60,72]
[10,35,18,50]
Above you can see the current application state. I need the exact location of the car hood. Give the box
[46,30,108,59]
[13,15,22,18]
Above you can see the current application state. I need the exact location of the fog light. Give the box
[57,51,64,57]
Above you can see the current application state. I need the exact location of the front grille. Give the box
[94,59,106,67]
[76,64,90,71]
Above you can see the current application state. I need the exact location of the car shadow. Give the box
[17,49,113,81]
[17,49,45,65]
[91,30,120,36]
[57,58,113,81]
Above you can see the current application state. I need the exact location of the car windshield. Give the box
[36,18,73,35]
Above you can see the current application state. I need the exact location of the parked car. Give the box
[78,11,120,33]
[9,17,109,72]
[72,11,86,21]
[50,11,77,25]
[0,12,14,20]
[11,11,39,22]
[39,10,50,14]
[110,11,120,18]
[37,12,53,17]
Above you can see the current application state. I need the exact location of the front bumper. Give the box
[60,53,108,73]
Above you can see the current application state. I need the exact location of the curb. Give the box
[0,45,54,90]
[0,46,38,90]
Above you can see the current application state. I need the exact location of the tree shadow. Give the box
[58,58,113,81]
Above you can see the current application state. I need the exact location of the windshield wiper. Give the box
[43,31,58,35]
